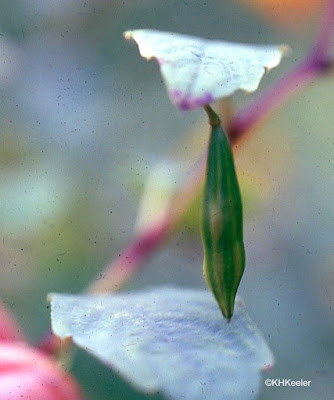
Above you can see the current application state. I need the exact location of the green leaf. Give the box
[202,107,245,319]
[50,287,273,400]
[124,29,288,110]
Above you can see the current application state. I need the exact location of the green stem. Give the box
[204,105,221,127]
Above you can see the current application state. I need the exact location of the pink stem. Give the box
[230,0,334,141]
[39,221,171,354]
[86,0,334,296]
[38,0,334,354]
[311,0,334,59]
[86,61,321,296]
[87,220,170,293]
[229,61,320,142]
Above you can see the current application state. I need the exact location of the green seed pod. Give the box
[201,106,245,320]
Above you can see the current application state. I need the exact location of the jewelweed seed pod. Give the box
[201,107,245,320]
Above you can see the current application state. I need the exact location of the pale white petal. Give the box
[50,287,274,400]
[124,29,289,110]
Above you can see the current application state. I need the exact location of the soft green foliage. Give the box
[202,108,245,319]
[50,287,273,400]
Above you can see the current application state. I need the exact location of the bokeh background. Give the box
[0,0,333,399]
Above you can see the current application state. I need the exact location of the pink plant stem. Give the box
[38,223,176,355]
[38,0,334,354]
[39,158,205,354]
[228,59,329,143]
[312,0,334,59]
[87,154,206,294]
[87,220,171,293]
[88,1,334,295]
[230,0,334,141]
[87,64,323,295]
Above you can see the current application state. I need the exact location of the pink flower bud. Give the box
[0,301,84,400]
[0,342,84,400]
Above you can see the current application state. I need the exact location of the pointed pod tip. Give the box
[223,311,233,322]
[220,303,234,321]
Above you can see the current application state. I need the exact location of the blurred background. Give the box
[0,0,333,399]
